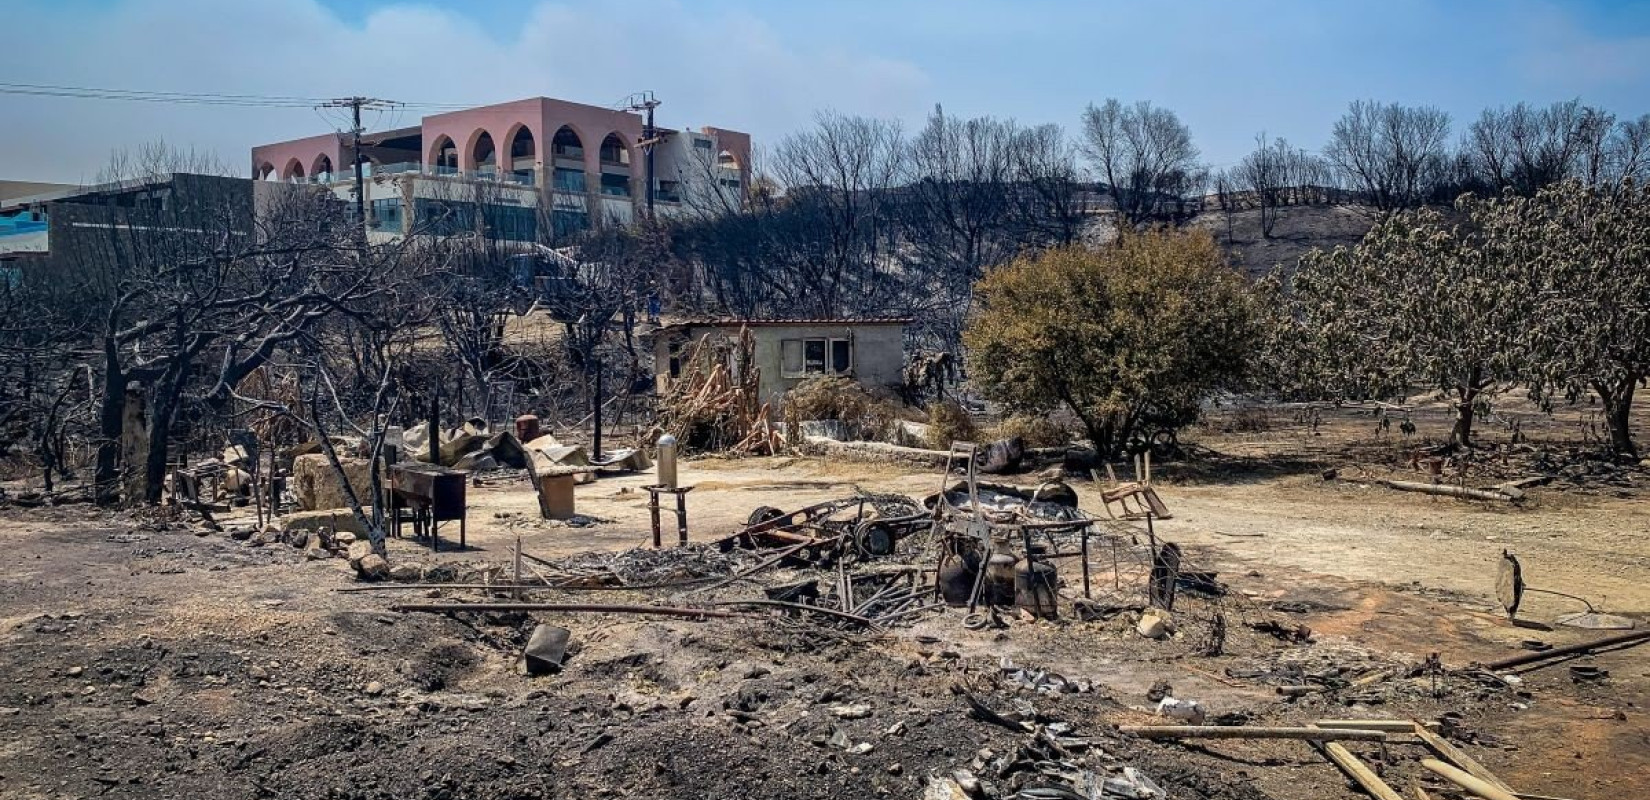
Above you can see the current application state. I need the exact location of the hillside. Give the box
[1191,203,1377,277]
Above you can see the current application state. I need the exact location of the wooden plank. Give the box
[1315,719,1433,733]
[1412,722,1513,793]
[1421,758,1519,800]
[1318,741,1405,800]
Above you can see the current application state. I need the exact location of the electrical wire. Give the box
[0,81,474,110]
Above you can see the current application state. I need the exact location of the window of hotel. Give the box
[371,198,402,233]
[414,199,476,236]
[553,168,586,193]
[551,210,588,237]
[780,337,852,378]
[600,173,631,196]
[483,204,536,242]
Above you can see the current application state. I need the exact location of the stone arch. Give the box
[429,135,459,173]
[550,124,586,160]
[256,162,275,180]
[466,128,497,173]
[282,158,306,182]
[504,123,536,163]
[598,132,632,166]
[312,154,335,182]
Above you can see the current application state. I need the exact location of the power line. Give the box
[319,97,398,229]
[0,81,473,110]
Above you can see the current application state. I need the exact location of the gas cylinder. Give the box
[1015,551,1059,619]
[986,551,1019,606]
[938,557,976,605]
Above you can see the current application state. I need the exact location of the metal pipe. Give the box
[1121,726,1388,742]
[1483,629,1650,671]
[392,602,749,619]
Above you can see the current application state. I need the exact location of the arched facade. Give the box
[248,98,760,233]
[429,136,459,173]
[419,99,646,208]
[551,125,585,159]
[467,129,497,173]
[249,132,346,185]
[596,132,637,198]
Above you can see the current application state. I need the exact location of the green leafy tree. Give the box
[1275,199,1543,450]
[964,231,1256,457]
[1513,180,1650,456]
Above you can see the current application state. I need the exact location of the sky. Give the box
[1,0,1648,184]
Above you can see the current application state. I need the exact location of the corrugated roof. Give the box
[654,317,913,331]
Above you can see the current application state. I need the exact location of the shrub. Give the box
[965,232,1257,457]
[994,414,1071,448]
[785,375,903,442]
[925,401,980,450]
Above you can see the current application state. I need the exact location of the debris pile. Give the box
[652,328,784,455]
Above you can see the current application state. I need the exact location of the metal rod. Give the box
[681,541,811,596]
[708,599,877,627]
[1121,726,1388,742]
[1484,629,1650,670]
[1080,528,1091,599]
[392,602,749,619]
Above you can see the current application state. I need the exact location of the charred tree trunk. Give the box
[141,370,188,505]
[120,387,150,504]
[94,341,128,505]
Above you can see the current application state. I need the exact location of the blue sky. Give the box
[2,0,1648,182]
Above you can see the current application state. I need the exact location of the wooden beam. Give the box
[1412,722,1513,793]
[1317,741,1405,800]
[1315,719,1434,733]
[1421,759,1519,800]
[1371,478,1517,502]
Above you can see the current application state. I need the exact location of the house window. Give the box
[781,337,853,378]
[831,339,851,373]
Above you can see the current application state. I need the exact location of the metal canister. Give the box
[1015,555,1059,619]
[657,433,679,490]
[986,551,1019,606]
[515,414,541,443]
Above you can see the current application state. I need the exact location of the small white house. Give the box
[651,318,910,404]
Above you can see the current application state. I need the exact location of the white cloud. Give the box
[0,0,931,182]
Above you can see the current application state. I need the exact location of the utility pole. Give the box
[319,96,397,231]
[626,92,662,218]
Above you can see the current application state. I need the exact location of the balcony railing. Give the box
[509,170,536,186]
[368,161,422,176]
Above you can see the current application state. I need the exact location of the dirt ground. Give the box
[0,395,1646,799]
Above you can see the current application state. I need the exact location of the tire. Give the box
[746,506,786,526]
[856,523,897,557]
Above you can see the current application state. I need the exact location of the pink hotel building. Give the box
[250,96,752,239]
